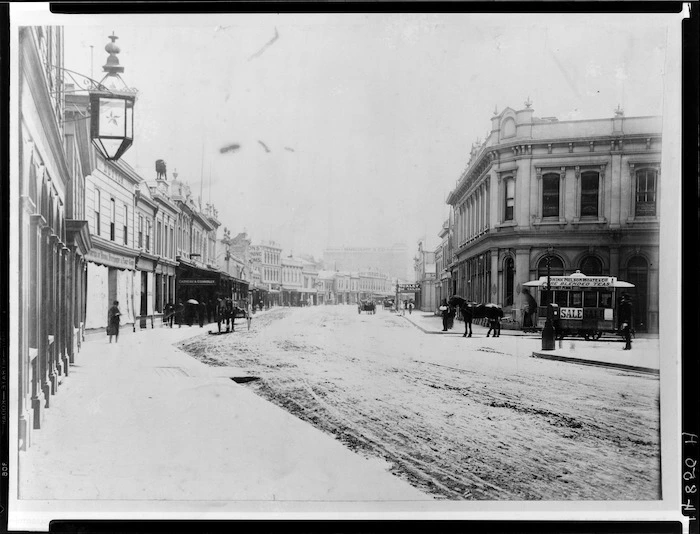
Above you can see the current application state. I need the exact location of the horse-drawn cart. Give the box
[358,299,376,314]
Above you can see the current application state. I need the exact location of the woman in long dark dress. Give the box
[108,300,121,344]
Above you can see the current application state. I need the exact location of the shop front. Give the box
[84,239,138,330]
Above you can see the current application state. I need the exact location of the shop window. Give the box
[635,169,657,217]
[504,178,515,221]
[542,173,559,218]
[580,171,599,217]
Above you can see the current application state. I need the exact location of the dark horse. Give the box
[216,298,249,333]
[448,296,504,338]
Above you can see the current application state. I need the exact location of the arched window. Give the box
[580,256,603,275]
[542,173,559,218]
[504,178,515,221]
[502,117,516,138]
[537,256,564,278]
[504,257,515,306]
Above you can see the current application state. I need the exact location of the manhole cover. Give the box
[231,376,260,384]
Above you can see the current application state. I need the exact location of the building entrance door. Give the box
[140,271,148,328]
[627,256,649,332]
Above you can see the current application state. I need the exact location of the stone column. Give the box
[515,248,532,324]
[48,234,59,395]
[490,250,499,303]
[40,226,52,410]
[28,214,46,432]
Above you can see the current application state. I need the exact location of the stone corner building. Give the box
[446,103,660,333]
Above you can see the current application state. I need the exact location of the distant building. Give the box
[251,241,282,306]
[323,243,410,281]
[414,240,438,312]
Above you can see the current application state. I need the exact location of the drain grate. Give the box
[153,366,190,377]
[230,376,260,384]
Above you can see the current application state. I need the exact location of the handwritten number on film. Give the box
[682,433,698,520]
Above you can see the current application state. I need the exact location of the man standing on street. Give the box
[619,294,633,350]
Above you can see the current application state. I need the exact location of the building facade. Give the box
[413,240,438,312]
[15,26,94,448]
[446,103,660,332]
[435,217,452,308]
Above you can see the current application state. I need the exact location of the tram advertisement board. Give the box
[548,276,613,288]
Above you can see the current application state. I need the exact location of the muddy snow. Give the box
[178,305,660,500]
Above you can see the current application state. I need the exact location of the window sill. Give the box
[572,217,607,226]
[496,221,517,230]
[533,218,566,228]
[626,216,659,224]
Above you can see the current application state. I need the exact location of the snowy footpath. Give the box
[403,311,660,373]
[12,318,430,530]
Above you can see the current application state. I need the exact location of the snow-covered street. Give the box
[179,304,661,501]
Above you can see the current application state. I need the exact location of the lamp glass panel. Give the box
[98,97,126,137]
[126,100,134,140]
[94,138,124,160]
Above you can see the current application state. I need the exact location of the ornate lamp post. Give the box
[89,33,137,161]
[541,245,555,350]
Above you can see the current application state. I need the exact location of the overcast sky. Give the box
[45,12,674,258]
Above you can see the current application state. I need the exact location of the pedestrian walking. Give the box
[198,301,206,328]
[439,299,450,331]
[107,300,121,344]
[164,302,175,328]
[521,288,538,333]
[175,301,185,328]
[408,301,414,315]
[619,294,633,350]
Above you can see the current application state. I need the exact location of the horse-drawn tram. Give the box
[523,270,634,340]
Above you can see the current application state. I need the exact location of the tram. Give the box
[523,270,635,340]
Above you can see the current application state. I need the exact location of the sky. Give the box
[43,11,674,258]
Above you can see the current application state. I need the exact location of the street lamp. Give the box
[541,245,555,350]
[89,33,136,161]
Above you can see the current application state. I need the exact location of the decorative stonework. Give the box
[568,143,574,153]
[574,166,581,180]
[547,143,552,154]
[589,141,595,152]
[560,167,566,181]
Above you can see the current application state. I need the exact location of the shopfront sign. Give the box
[179,278,216,285]
[85,248,136,270]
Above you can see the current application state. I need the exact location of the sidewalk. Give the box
[402,312,659,374]
[17,322,430,504]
